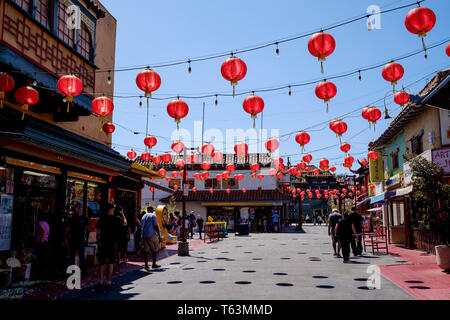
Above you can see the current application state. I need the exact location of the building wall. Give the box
[0,0,116,146]
[382,131,406,177]
[403,106,441,153]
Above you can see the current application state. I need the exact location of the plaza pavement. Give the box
[64,225,415,300]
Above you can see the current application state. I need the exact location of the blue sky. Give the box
[102,0,450,174]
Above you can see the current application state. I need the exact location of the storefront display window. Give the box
[222,178,239,189]
[0,165,14,195]
[86,182,101,217]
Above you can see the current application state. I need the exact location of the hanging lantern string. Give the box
[8,1,426,77]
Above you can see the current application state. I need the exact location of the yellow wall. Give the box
[403,106,441,152]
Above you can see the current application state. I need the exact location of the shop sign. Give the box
[385,173,402,189]
[439,109,450,146]
[432,147,450,174]
[369,155,384,183]
[0,193,14,251]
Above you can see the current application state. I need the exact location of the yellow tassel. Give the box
[67,101,70,113]
[21,112,25,120]
[147,97,150,109]
[233,85,235,97]
[0,99,3,109]
[321,61,324,74]
[253,117,256,128]
[421,37,427,52]
[326,103,329,113]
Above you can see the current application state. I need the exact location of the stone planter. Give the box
[435,245,450,271]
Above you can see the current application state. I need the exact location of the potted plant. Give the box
[409,156,450,270]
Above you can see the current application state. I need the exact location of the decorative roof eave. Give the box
[81,0,106,18]
[142,179,174,194]
[370,69,449,149]
[130,162,163,179]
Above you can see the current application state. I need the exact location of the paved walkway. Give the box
[64,226,415,300]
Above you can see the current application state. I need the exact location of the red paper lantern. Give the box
[167,98,189,129]
[315,81,337,112]
[361,186,367,192]
[234,142,248,158]
[295,131,310,149]
[212,151,223,162]
[446,43,450,57]
[319,158,329,171]
[368,151,379,160]
[161,153,172,163]
[307,31,336,73]
[344,155,355,165]
[171,141,184,154]
[329,166,336,172]
[192,187,197,192]
[127,150,137,160]
[201,161,211,171]
[91,96,113,118]
[0,72,15,109]
[394,91,410,107]
[361,107,372,120]
[222,171,231,179]
[243,95,264,128]
[221,57,247,96]
[226,189,231,194]
[175,159,185,168]
[250,163,260,172]
[302,154,312,164]
[152,155,162,165]
[188,153,199,164]
[209,188,214,194]
[102,122,115,134]
[330,120,347,137]
[193,172,200,180]
[367,107,382,125]
[297,162,307,170]
[313,169,320,175]
[242,188,247,193]
[136,68,161,98]
[201,143,215,156]
[405,7,436,54]
[226,163,236,172]
[382,62,404,92]
[370,185,376,190]
[360,158,368,166]
[276,172,284,179]
[216,173,223,181]
[257,174,264,180]
[202,171,210,179]
[149,187,154,192]
[265,138,279,153]
[141,152,151,161]
[340,142,351,153]
[269,168,277,177]
[171,171,179,178]
[57,75,83,112]
[158,168,166,177]
[166,177,171,182]
[15,86,39,120]
[144,135,158,149]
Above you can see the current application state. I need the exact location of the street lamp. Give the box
[178,146,199,256]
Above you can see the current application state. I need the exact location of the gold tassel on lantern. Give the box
[0,92,4,109]
[66,96,73,113]
[318,55,326,74]
[21,104,29,120]
[231,80,238,97]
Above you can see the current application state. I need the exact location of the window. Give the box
[169,179,194,189]
[79,24,92,61]
[205,179,220,189]
[411,130,424,155]
[57,1,75,47]
[222,178,239,189]
[392,150,399,170]
[13,0,31,13]
[34,0,53,29]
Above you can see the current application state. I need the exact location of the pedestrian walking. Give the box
[272,211,280,232]
[263,214,268,232]
[335,211,358,263]
[96,203,122,287]
[188,212,196,239]
[175,211,181,236]
[328,209,342,257]
[65,202,88,275]
[134,211,145,254]
[115,206,129,264]
[317,215,323,225]
[141,206,162,270]
[196,215,204,240]
[348,206,364,256]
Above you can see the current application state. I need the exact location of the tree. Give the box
[409,156,450,246]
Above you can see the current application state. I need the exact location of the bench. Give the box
[204,224,220,243]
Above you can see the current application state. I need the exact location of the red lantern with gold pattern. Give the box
[201,143,215,156]
[382,62,404,92]
[394,91,410,107]
[144,135,158,149]
[319,158,329,171]
[344,155,355,166]
[242,188,247,193]
[234,142,248,158]
[158,168,166,177]
[212,151,223,162]
[295,131,310,150]
[368,151,379,160]
[367,107,382,125]
[313,169,320,175]
[102,123,115,134]
[167,98,189,129]
[57,75,83,112]
[307,31,336,73]
[360,158,368,166]
[201,171,210,179]
[91,96,113,119]
[297,162,307,170]
[330,120,347,137]
[243,94,264,128]
[171,171,179,179]
[141,152,151,162]
[175,159,185,169]
[161,153,172,163]
[171,141,184,154]
[15,86,39,120]
[269,168,277,177]
[250,163,260,172]
[136,68,161,98]
[329,166,336,173]
[221,57,247,96]
[152,155,162,165]
[127,150,137,160]
[361,107,372,120]
[265,138,279,153]
[226,163,236,172]
[340,142,351,154]
[222,171,231,179]
[405,7,436,54]
[201,161,211,171]
[302,154,312,164]
[315,80,337,112]
[0,72,15,109]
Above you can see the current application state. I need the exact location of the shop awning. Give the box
[370,191,396,204]
[356,197,370,206]
[395,185,413,197]
[367,207,382,212]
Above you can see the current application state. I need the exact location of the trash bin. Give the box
[237,223,249,236]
